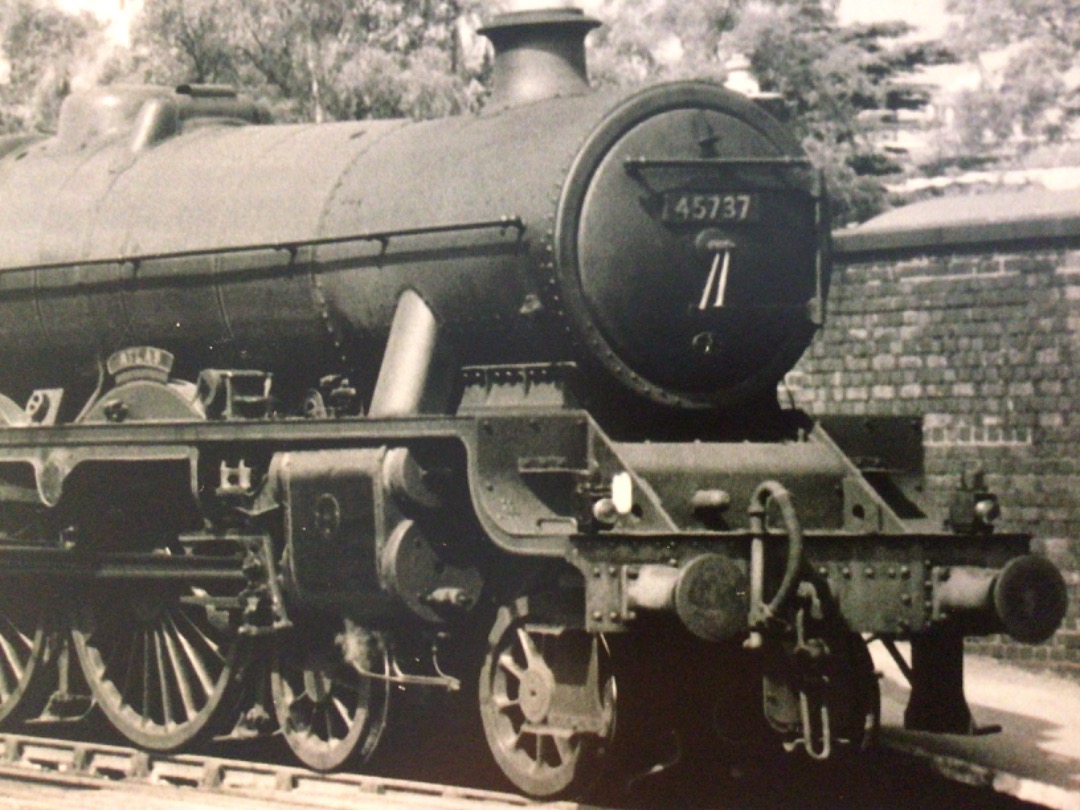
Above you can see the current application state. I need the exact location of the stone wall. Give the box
[785,242,1080,666]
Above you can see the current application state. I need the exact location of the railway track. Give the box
[0,732,589,810]
[0,728,1048,810]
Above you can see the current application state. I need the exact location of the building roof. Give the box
[833,187,1080,258]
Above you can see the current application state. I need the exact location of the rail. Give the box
[0,732,589,810]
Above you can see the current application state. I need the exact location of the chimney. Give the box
[479,7,600,108]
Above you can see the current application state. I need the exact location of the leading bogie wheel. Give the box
[271,620,390,772]
[71,583,244,750]
[479,598,616,799]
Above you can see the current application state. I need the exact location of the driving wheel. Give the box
[72,583,243,750]
[0,593,50,725]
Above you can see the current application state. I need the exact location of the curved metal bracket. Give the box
[745,480,805,647]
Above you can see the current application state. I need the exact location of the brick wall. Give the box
[785,245,1080,667]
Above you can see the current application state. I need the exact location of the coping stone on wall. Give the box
[833,188,1080,260]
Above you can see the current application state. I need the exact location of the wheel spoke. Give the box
[503,726,523,750]
[498,652,526,682]
[332,696,351,726]
[169,615,215,698]
[141,629,152,724]
[0,603,47,725]
[98,627,123,682]
[552,734,574,766]
[0,616,30,655]
[516,628,543,670]
[72,587,240,751]
[299,704,314,736]
[174,608,222,660]
[0,617,30,652]
[528,742,543,775]
[118,628,139,710]
[161,622,197,721]
[0,631,25,685]
[0,616,29,703]
[272,625,389,771]
[480,609,616,799]
[0,638,15,699]
[281,679,298,713]
[153,629,173,728]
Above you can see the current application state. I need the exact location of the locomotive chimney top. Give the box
[479,6,600,109]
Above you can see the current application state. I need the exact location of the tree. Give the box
[125,0,484,122]
[589,0,952,224]
[945,0,1080,152]
[118,0,944,223]
[742,8,955,222]
[125,0,237,86]
[588,0,742,86]
[0,0,102,133]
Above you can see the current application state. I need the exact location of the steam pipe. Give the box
[369,289,455,417]
[370,290,455,509]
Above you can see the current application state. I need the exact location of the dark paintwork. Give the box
[0,80,823,409]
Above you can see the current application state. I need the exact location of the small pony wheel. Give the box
[272,621,389,771]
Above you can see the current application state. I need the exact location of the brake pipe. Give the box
[745,480,805,648]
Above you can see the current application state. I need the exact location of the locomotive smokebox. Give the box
[480,6,600,108]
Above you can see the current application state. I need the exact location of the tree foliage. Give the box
[750,11,953,222]
[588,0,741,86]
[0,0,949,223]
[591,0,950,224]
[0,0,102,133]
[124,0,484,122]
[946,0,1080,151]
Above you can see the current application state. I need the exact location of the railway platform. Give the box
[874,643,1080,810]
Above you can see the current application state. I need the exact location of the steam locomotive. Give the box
[0,6,1066,799]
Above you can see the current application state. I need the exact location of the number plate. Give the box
[661,192,760,224]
